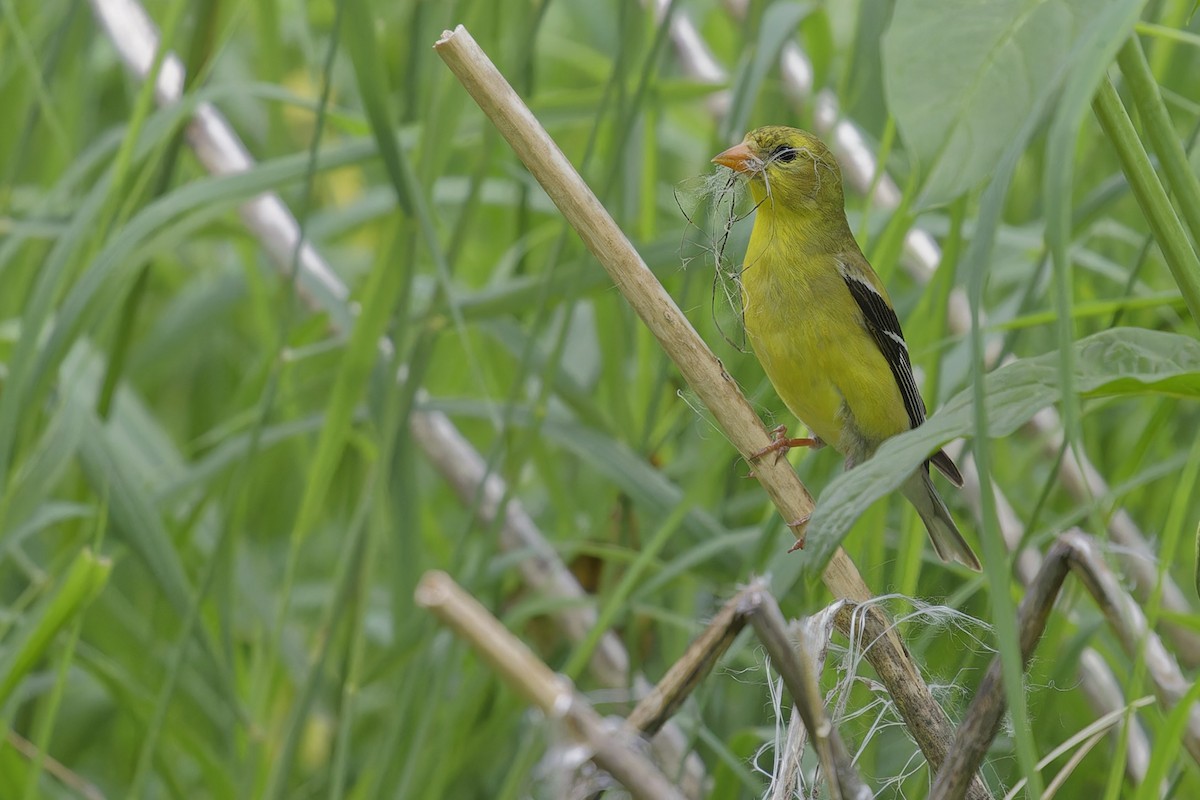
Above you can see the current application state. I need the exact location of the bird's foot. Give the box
[750,425,823,464]
[786,514,810,552]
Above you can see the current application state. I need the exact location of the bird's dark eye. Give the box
[772,145,798,164]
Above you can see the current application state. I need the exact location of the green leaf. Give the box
[0,136,375,491]
[802,328,1200,575]
[423,397,731,544]
[883,0,1133,206]
[1195,517,1200,600]
[0,549,111,707]
[1042,0,1145,457]
[1093,73,1200,328]
[723,2,813,141]
[342,0,414,215]
[1134,669,1200,800]
[289,219,404,549]
[1,393,86,543]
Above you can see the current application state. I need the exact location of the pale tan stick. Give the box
[91,0,347,310]
[415,572,688,800]
[624,582,868,800]
[434,23,986,798]
[647,0,728,116]
[625,582,755,737]
[1040,411,1200,667]
[409,408,629,686]
[410,402,704,794]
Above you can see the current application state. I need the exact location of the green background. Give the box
[1,0,1199,797]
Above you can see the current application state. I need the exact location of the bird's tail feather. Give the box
[902,470,981,571]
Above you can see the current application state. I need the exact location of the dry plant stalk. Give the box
[625,583,869,797]
[832,603,991,799]
[771,604,843,800]
[957,447,1155,783]
[413,403,705,794]
[415,571,687,800]
[625,582,755,737]
[744,585,869,799]
[1050,436,1200,668]
[932,530,1200,799]
[409,408,630,686]
[1060,531,1200,764]
[930,540,1073,800]
[433,23,989,797]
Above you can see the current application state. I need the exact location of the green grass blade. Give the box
[0,548,111,707]
[1117,35,1200,252]
[1093,76,1200,327]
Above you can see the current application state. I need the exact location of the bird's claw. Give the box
[786,514,810,552]
[750,425,823,464]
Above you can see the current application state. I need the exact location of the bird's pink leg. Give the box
[750,424,824,463]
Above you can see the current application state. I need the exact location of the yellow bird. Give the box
[713,126,980,571]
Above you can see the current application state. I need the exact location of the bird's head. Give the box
[712,126,844,214]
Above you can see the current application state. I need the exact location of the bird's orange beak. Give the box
[712,142,761,173]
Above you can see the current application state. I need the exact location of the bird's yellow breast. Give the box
[740,210,910,455]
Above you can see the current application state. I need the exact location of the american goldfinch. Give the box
[713,126,980,571]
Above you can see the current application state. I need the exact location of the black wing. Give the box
[840,263,965,487]
[839,266,926,431]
